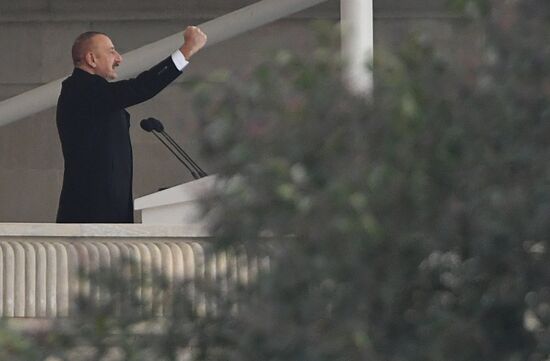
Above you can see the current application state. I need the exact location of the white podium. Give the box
[134,175,218,226]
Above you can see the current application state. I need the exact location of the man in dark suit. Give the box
[56,27,207,223]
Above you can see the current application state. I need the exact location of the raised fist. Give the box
[180,26,207,60]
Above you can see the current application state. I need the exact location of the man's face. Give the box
[90,35,122,80]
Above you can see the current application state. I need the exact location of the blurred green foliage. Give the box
[192,1,550,359]
[2,0,550,360]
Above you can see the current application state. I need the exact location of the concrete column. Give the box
[341,0,373,95]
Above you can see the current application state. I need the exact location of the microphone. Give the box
[147,118,208,178]
[140,118,200,180]
[149,118,164,132]
[140,117,157,132]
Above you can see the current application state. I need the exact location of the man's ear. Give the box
[85,52,96,68]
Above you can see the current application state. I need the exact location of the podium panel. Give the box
[134,175,217,226]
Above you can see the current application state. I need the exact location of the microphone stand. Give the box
[157,131,208,177]
[150,132,199,180]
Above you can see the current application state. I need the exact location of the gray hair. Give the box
[71,31,107,66]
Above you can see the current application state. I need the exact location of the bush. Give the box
[192,3,550,359]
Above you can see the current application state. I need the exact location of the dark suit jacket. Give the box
[56,56,183,223]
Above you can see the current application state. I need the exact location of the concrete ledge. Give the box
[0,222,210,238]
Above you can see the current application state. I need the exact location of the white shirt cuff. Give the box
[171,50,189,71]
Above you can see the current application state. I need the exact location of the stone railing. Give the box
[0,223,261,318]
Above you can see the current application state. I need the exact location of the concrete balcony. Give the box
[0,223,262,318]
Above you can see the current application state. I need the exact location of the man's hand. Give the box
[180,26,207,60]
